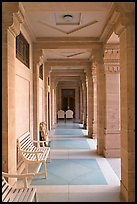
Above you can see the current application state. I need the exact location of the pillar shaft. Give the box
[2,3,24,177]
[86,67,93,138]
[93,46,105,155]
[114,4,135,201]
[104,67,120,157]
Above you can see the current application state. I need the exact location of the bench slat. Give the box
[17,131,50,178]
[2,176,37,202]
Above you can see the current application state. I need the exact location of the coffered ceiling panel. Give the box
[20,2,120,83]
[21,2,113,38]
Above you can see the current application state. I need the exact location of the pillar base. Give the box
[120,180,135,202]
[103,148,120,157]
[92,132,97,138]
[88,130,93,138]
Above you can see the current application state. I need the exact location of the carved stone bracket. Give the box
[8,10,24,37]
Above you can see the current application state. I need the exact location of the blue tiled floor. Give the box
[30,121,122,202]
[31,159,107,185]
[54,129,83,135]
[51,139,90,149]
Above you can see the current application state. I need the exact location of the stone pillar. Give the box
[33,48,43,140]
[104,65,120,157]
[92,64,97,138]
[81,74,87,128]
[54,81,58,125]
[85,66,93,138]
[48,75,52,130]
[79,82,83,123]
[44,65,51,131]
[75,86,80,119]
[114,3,135,201]
[50,77,56,129]
[2,2,24,176]
[92,45,106,155]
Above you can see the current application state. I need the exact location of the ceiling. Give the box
[20,2,120,83]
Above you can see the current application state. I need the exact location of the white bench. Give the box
[57,110,65,119]
[2,172,37,202]
[66,109,74,119]
[17,131,50,178]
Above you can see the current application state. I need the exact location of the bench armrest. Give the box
[32,140,51,147]
[2,172,35,188]
[32,139,51,143]
[20,149,49,154]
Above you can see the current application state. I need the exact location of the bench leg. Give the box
[43,161,47,178]
[47,151,51,163]
[34,192,38,202]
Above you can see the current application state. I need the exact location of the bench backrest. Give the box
[17,131,37,153]
[57,110,65,119]
[2,177,9,202]
[66,110,73,119]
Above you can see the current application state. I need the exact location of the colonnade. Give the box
[2,2,135,201]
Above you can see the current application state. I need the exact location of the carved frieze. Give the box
[105,65,120,73]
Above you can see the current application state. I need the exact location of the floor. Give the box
[26,120,125,202]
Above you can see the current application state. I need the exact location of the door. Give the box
[62,89,75,117]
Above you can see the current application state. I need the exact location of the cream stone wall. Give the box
[15,25,34,172]
[15,27,33,137]
[15,75,30,136]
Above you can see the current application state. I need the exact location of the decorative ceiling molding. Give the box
[67,20,98,34]
[36,37,99,42]
[48,50,88,58]
[39,19,98,35]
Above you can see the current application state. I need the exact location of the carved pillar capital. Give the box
[3,3,24,37]
[9,10,24,37]
[113,2,135,36]
[92,46,104,65]
[33,48,43,66]
[85,66,92,79]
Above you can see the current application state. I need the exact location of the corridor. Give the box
[31,120,123,202]
[2,3,135,201]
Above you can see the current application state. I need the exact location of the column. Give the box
[92,45,106,155]
[33,48,43,140]
[92,64,97,138]
[86,66,93,138]
[2,2,24,177]
[104,65,120,157]
[79,81,83,123]
[44,64,51,131]
[81,74,87,128]
[50,77,56,129]
[54,80,58,125]
[114,4,135,201]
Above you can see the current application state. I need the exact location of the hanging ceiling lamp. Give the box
[63,14,73,22]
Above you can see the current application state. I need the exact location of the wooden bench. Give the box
[2,172,37,202]
[17,131,50,178]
